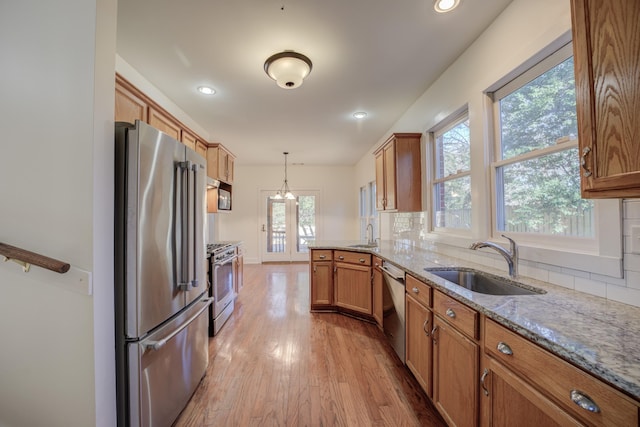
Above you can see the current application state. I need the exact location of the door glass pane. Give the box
[296,195,316,253]
[267,198,286,253]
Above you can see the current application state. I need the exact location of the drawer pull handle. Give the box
[570,390,601,413]
[359,258,365,263]
[445,308,456,318]
[412,287,419,294]
[422,318,430,336]
[338,256,344,260]
[480,368,489,396]
[431,325,438,344]
[497,342,513,356]
[319,255,326,259]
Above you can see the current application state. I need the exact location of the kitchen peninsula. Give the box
[309,240,640,426]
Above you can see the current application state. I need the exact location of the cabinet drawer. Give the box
[406,275,431,308]
[433,290,477,339]
[334,250,371,266]
[312,250,332,261]
[485,318,639,427]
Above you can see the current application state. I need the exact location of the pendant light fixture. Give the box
[274,152,296,200]
[264,51,313,89]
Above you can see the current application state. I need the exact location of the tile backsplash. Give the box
[388,200,640,308]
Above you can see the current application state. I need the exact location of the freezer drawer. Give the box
[124,297,212,427]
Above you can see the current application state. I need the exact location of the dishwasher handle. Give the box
[380,265,405,281]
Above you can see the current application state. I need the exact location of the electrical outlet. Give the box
[632,226,640,254]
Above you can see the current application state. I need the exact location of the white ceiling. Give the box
[116,0,513,166]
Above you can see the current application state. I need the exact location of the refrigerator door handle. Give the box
[142,297,213,351]
[189,162,199,289]
[177,161,193,292]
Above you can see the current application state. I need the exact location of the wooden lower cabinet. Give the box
[433,315,479,427]
[406,293,433,398]
[234,246,243,294]
[372,256,383,328]
[334,262,372,315]
[480,356,580,427]
[311,261,333,308]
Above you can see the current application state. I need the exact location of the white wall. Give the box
[217,164,358,263]
[0,0,116,426]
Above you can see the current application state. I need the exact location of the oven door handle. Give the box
[214,255,237,269]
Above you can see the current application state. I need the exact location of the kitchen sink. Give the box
[424,268,545,296]
[348,244,378,248]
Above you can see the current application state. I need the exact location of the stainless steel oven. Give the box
[207,243,236,336]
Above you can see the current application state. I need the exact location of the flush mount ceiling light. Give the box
[353,111,368,119]
[434,0,461,13]
[197,86,216,95]
[274,152,296,200]
[264,51,313,89]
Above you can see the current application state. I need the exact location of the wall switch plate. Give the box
[632,226,640,254]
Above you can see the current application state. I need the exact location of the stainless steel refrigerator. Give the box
[114,120,212,427]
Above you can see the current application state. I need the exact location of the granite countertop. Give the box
[309,240,640,401]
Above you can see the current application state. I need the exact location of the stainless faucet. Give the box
[366,223,375,245]
[469,234,518,278]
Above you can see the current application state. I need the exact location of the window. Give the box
[359,181,378,240]
[492,43,594,240]
[431,112,471,231]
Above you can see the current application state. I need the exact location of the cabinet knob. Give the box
[319,255,326,259]
[338,256,344,260]
[445,308,456,318]
[412,287,419,294]
[497,341,513,356]
[359,258,365,263]
[570,390,601,413]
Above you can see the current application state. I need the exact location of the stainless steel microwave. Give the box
[218,188,231,211]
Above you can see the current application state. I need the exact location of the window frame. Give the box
[484,41,622,277]
[490,42,595,250]
[429,109,472,235]
[359,180,378,241]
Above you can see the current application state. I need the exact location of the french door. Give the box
[261,190,319,262]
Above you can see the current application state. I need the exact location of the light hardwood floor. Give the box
[174,263,446,426]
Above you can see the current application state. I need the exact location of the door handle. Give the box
[262,224,266,232]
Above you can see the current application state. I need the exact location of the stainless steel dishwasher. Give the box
[380,261,406,363]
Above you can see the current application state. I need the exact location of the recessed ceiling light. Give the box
[353,112,368,119]
[197,86,216,95]
[434,0,460,13]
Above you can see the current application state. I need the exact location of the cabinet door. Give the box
[115,82,148,123]
[433,315,479,427]
[480,357,581,427]
[375,150,385,210]
[383,141,397,210]
[572,0,640,197]
[334,263,372,315]
[148,107,181,141]
[311,261,333,308]
[234,248,244,294]
[226,155,234,183]
[195,140,207,158]
[372,258,383,328]
[406,294,433,398]
[181,130,197,151]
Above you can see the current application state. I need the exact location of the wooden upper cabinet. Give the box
[571,0,640,197]
[207,144,235,184]
[373,133,422,212]
[115,76,148,124]
[148,106,181,141]
[195,140,207,158]
[181,129,197,151]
